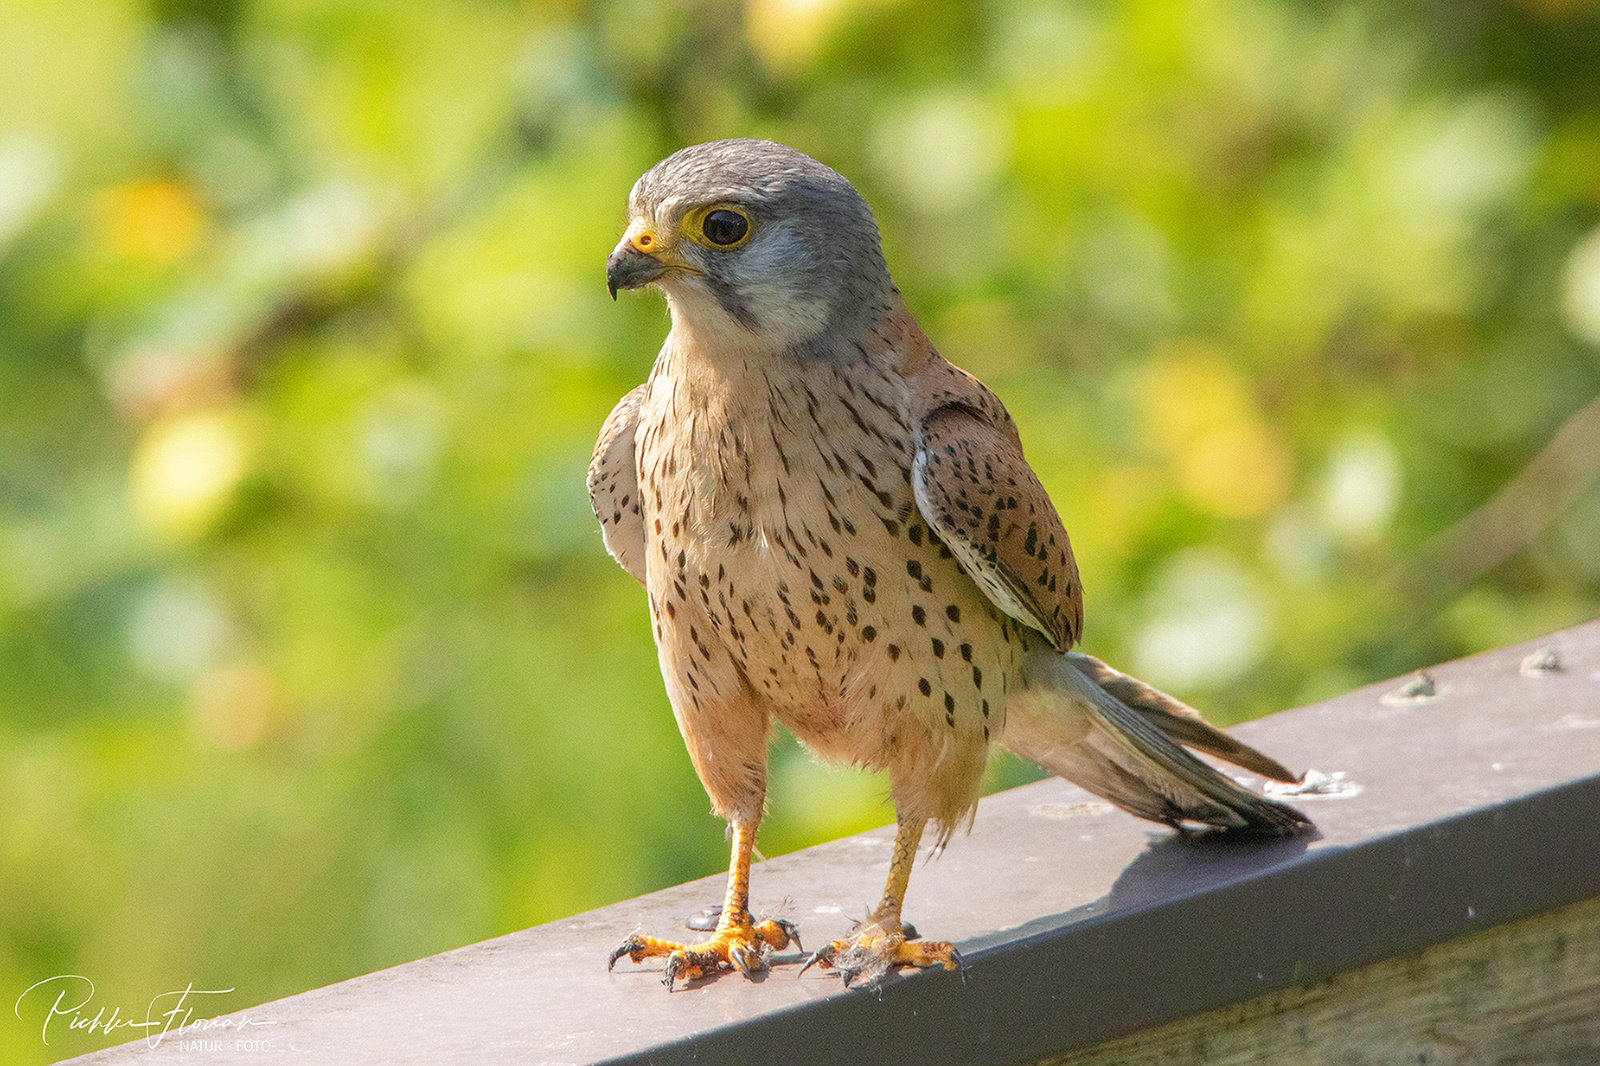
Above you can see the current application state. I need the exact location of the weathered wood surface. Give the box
[1046,895,1600,1066]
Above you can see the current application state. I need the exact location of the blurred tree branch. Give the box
[1394,390,1600,610]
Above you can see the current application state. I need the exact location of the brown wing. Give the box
[908,363,1083,651]
[587,383,649,584]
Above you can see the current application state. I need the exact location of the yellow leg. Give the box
[608,820,799,990]
[800,815,961,987]
[871,815,925,926]
[721,819,758,926]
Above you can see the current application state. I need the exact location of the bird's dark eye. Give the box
[702,209,749,247]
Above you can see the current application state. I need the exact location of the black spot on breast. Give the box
[862,625,877,641]
[912,605,926,626]
[932,638,945,658]
[918,678,932,697]
[946,605,961,623]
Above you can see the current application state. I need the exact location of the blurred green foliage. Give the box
[3,0,1599,1059]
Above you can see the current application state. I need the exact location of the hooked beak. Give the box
[606,236,666,300]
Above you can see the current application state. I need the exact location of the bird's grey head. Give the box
[606,139,893,356]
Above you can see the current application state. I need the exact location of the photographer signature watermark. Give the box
[15,975,277,1050]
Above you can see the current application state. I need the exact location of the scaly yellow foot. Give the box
[608,914,799,991]
[798,917,961,989]
[798,817,965,988]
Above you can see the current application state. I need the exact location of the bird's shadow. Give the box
[958,824,1322,956]
[1106,824,1321,909]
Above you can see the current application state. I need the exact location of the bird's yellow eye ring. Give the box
[685,205,753,250]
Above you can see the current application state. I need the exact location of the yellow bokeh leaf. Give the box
[1139,340,1291,516]
[1178,420,1292,518]
[95,176,207,263]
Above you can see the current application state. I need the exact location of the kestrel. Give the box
[591,139,1309,990]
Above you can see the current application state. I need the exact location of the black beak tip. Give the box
[605,246,663,301]
[605,250,624,301]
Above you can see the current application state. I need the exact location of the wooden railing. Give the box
[64,621,1600,1066]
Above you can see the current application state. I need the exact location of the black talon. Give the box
[608,935,643,972]
[798,943,836,977]
[774,917,803,953]
[662,950,689,992]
